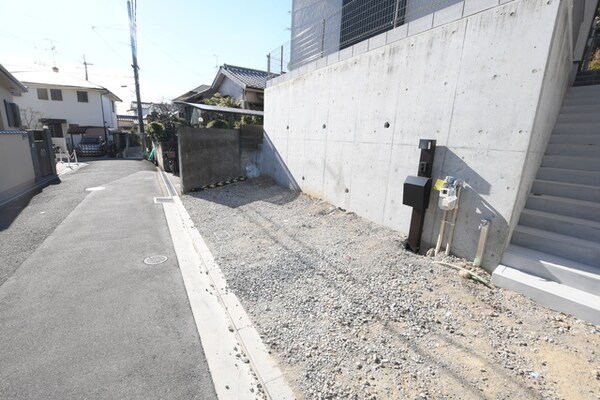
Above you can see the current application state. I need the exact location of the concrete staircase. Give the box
[492,83,600,325]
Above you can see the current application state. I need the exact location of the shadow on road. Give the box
[0,180,62,232]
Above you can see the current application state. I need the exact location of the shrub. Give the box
[207,119,229,129]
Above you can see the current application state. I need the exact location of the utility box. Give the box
[403,176,432,210]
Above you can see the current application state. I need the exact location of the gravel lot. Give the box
[182,176,600,400]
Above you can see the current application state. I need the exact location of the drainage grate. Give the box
[154,197,174,203]
[144,255,168,265]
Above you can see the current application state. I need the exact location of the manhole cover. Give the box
[144,255,168,265]
[86,186,106,191]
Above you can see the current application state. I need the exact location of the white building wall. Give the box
[218,77,245,103]
[262,0,573,271]
[15,83,118,129]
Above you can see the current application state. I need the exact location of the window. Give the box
[37,88,49,100]
[77,91,88,102]
[3,100,22,128]
[111,100,115,112]
[50,89,63,101]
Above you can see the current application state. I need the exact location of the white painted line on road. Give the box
[85,186,105,191]
[158,173,296,400]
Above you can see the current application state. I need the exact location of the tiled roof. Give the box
[173,84,213,102]
[222,64,270,90]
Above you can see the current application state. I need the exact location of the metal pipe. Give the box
[444,185,462,256]
[434,209,447,256]
[320,19,326,58]
[392,0,401,28]
[473,219,491,268]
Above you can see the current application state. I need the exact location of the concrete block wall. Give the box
[261,0,571,271]
[178,127,241,193]
[0,132,36,198]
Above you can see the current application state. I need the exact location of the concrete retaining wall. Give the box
[261,0,571,271]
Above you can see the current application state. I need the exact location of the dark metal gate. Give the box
[28,130,55,181]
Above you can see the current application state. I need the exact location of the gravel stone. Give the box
[182,176,600,400]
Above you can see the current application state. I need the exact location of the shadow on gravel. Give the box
[0,180,62,231]
[186,176,300,209]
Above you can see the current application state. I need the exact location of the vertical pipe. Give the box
[267,53,271,76]
[434,209,448,256]
[393,0,401,28]
[280,45,284,74]
[473,220,491,267]
[320,19,326,57]
[444,185,462,256]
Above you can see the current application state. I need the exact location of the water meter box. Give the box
[403,176,432,210]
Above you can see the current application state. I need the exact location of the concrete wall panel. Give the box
[323,141,354,209]
[347,142,392,225]
[263,0,565,271]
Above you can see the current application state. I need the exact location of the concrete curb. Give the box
[159,171,296,400]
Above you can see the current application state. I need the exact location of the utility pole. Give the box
[127,0,146,153]
[82,54,93,81]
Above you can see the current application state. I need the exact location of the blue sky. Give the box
[0,0,291,112]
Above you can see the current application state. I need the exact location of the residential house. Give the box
[129,101,156,119]
[209,64,268,111]
[176,64,270,126]
[261,0,600,323]
[0,64,55,206]
[12,68,121,152]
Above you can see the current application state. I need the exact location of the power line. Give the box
[137,27,205,77]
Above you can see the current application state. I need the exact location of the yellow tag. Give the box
[434,179,445,191]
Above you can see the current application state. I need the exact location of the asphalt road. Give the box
[0,160,217,399]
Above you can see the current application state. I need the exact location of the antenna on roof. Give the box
[44,38,58,68]
[213,54,220,70]
[82,54,94,81]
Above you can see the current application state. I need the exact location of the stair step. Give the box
[532,179,600,201]
[526,194,600,222]
[501,244,600,295]
[567,84,600,94]
[557,112,600,123]
[537,166,600,186]
[549,134,600,145]
[511,225,600,267]
[562,97,600,107]
[565,89,600,100]
[545,143,600,157]
[491,265,600,325]
[560,104,600,114]
[542,155,600,171]
[553,122,600,135]
[576,70,600,77]
[519,209,600,241]
[573,78,600,87]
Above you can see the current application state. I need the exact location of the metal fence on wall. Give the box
[267,0,463,78]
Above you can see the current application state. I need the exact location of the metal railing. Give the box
[56,148,79,167]
[267,0,463,78]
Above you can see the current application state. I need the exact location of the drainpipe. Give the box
[99,91,108,142]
